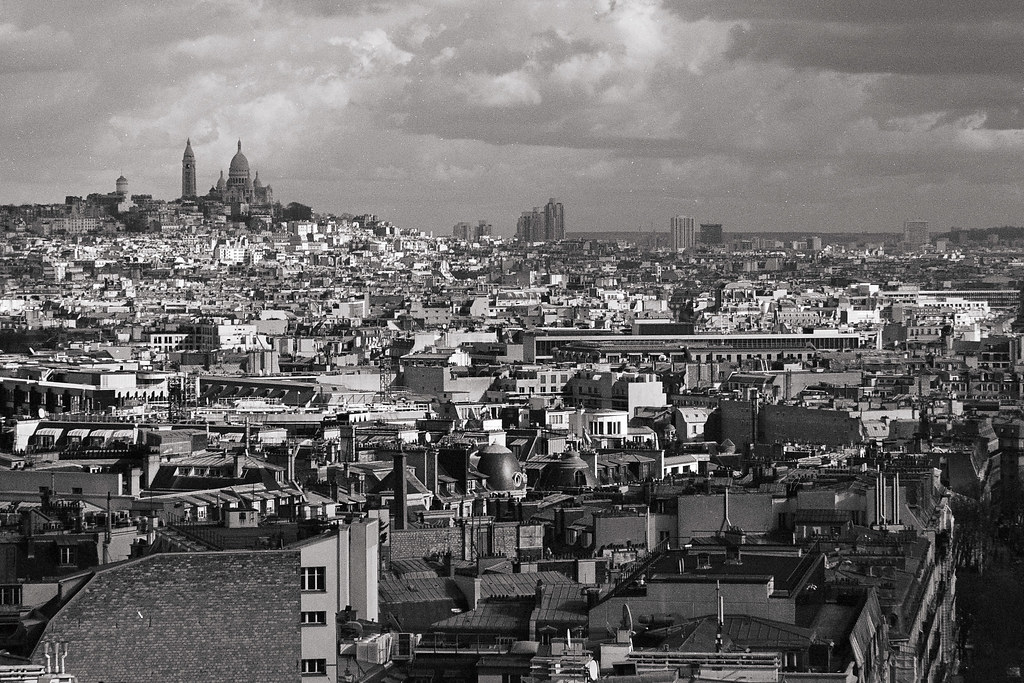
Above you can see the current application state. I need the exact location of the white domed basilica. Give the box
[181,139,273,205]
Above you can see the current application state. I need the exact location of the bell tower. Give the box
[181,138,196,199]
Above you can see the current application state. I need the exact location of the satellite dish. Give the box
[586,660,599,681]
[37,407,47,419]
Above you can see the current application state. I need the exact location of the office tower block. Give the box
[670,215,696,251]
[699,223,724,245]
[517,207,544,242]
[903,220,929,249]
[544,198,564,241]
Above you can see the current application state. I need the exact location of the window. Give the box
[300,659,327,675]
[0,586,21,605]
[301,566,326,591]
[72,487,83,495]
[59,546,75,565]
[301,611,327,625]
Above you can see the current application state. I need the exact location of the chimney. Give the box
[43,642,51,674]
[424,448,438,495]
[233,452,244,479]
[286,443,297,483]
[535,578,545,607]
[443,551,454,577]
[893,472,900,526]
[878,471,886,525]
[393,450,409,531]
[718,486,733,535]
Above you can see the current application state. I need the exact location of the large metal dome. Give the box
[536,451,598,491]
[477,443,526,491]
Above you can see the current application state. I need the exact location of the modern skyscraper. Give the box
[544,198,564,241]
[181,138,196,199]
[518,199,564,242]
[698,223,724,246]
[517,207,544,242]
[670,215,695,251]
[903,220,929,249]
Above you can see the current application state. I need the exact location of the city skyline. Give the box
[4,2,1024,236]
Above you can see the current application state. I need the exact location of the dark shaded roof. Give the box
[30,551,301,682]
[637,613,814,651]
[429,600,534,637]
[379,576,466,632]
[479,571,575,599]
[148,453,284,492]
[534,583,588,628]
[648,549,822,595]
[794,509,852,525]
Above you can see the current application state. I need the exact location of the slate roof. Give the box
[30,551,302,683]
[429,600,534,636]
[648,549,822,595]
[534,583,589,629]
[479,571,575,599]
[637,614,814,651]
[379,575,466,632]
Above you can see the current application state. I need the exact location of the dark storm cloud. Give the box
[724,20,1024,76]
[674,1,1024,26]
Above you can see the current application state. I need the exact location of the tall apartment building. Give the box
[543,198,564,241]
[670,215,696,251]
[453,220,493,241]
[698,223,724,246]
[517,198,564,242]
[903,219,929,249]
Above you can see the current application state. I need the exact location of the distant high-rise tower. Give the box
[544,198,564,241]
[181,138,196,198]
[699,223,724,246]
[670,215,695,251]
[517,207,544,242]
[115,174,128,198]
[903,219,929,249]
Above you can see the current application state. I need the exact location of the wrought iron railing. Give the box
[164,513,223,551]
[598,536,671,605]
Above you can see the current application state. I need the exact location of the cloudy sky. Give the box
[3,0,1024,236]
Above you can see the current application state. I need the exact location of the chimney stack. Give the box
[718,486,733,535]
[393,450,409,531]
[893,472,900,526]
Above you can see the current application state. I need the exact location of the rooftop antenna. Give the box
[102,491,112,564]
[715,580,724,652]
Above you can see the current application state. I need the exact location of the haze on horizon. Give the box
[3,0,1024,237]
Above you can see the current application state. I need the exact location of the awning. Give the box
[34,428,63,439]
[91,429,115,441]
[67,429,91,438]
[110,429,134,441]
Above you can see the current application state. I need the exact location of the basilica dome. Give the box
[228,140,250,184]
